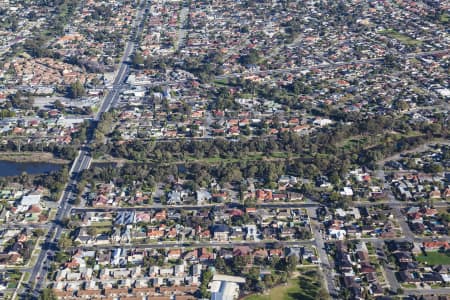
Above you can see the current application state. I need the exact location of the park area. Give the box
[243,269,327,300]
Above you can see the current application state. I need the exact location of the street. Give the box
[29,150,92,294]
[66,240,314,252]
[306,206,339,299]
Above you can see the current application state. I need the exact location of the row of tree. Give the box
[91,112,447,178]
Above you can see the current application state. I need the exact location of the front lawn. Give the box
[416,251,450,265]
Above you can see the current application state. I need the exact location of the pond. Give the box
[0,161,64,177]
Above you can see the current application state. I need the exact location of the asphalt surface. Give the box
[30,150,92,293]
[94,1,148,119]
[68,199,446,213]
[306,206,339,299]
[70,202,319,213]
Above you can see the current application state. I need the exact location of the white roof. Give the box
[436,88,450,98]
[209,281,221,293]
[211,281,239,300]
[20,194,41,206]
[344,187,353,193]
[212,274,246,284]
[336,208,346,217]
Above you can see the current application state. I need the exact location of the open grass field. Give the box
[243,269,325,300]
[380,29,422,46]
[416,251,450,265]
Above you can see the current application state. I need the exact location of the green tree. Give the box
[132,52,144,68]
[40,288,57,300]
[73,196,81,205]
[263,274,274,287]
[232,255,249,275]
[33,229,45,237]
[54,99,65,111]
[58,236,72,249]
[87,227,98,236]
[214,256,226,272]
[239,49,260,65]
[383,53,399,69]
[199,269,213,298]
[286,255,298,273]
[394,100,409,111]
[67,80,85,99]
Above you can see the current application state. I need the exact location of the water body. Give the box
[0,161,63,177]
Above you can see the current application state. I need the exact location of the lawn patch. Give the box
[379,29,422,46]
[416,251,450,265]
[243,269,326,300]
[91,220,113,227]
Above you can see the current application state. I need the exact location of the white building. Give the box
[17,194,41,212]
[340,187,354,197]
[210,281,240,300]
[20,194,40,206]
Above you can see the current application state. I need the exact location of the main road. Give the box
[26,0,151,296]
[29,149,92,294]
[94,2,147,119]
